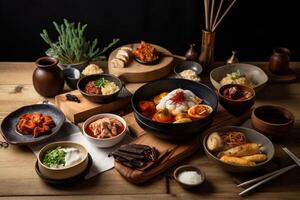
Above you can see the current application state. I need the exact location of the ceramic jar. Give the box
[268,47,291,75]
[185,44,198,61]
[33,57,64,97]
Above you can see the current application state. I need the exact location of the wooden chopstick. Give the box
[239,164,298,196]
[237,164,297,188]
[212,0,237,32]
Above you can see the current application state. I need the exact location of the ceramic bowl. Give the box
[251,105,294,140]
[82,113,127,148]
[203,126,275,173]
[37,141,89,180]
[173,165,205,189]
[57,60,89,71]
[218,84,255,115]
[174,60,203,80]
[77,74,122,103]
[63,68,81,90]
[210,63,268,92]
[131,78,218,140]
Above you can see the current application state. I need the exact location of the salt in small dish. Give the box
[173,165,205,189]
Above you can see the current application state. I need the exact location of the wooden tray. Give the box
[108,43,174,83]
[55,88,131,123]
[116,106,252,184]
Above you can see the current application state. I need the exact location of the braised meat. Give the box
[87,117,124,139]
[17,112,55,137]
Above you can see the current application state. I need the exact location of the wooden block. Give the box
[55,88,131,124]
[115,106,252,184]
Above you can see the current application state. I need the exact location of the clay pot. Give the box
[33,57,64,97]
[268,47,291,75]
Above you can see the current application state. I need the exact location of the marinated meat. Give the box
[109,144,160,170]
[17,112,55,137]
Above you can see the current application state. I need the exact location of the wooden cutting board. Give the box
[116,106,252,184]
[108,43,174,83]
[55,88,131,123]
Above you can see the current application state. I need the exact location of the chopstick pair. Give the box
[237,147,300,197]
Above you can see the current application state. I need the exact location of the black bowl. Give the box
[174,61,203,79]
[131,79,218,140]
[77,74,122,103]
[134,55,161,65]
[63,68,81,90]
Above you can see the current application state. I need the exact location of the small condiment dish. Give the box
[251,105,294,140]
[219,84,255,115]
[173,165,205,189]
[82,113,127,148]
[174,60,203,80]
[37,141,88,180]
[63,68,81,90]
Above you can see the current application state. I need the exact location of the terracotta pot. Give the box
[268,47,291,75]
[33,57,64,97]
[251,105,294,140]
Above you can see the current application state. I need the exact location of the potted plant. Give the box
[40,19,119,71]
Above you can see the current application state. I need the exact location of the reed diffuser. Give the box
[199,0,237,74]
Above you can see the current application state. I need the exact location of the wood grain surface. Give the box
[55,89,131,123]
[115,108,251,183]
[0,61,299,200]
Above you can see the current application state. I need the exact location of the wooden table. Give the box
[0,61,299,200]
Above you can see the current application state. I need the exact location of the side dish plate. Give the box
[1,104,65,145]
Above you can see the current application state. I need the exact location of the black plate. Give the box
[35,154,93,185]
[1,104,65,145]
[77,74,123,103]
[134,54,161,65]
[131,78,218,140]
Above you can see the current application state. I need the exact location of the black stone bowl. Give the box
[77,74,122,103]
[174,61,203,79]
[63,68,81,90]
[0,104,65,145]
[131,79,218,140]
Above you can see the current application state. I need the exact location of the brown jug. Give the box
[33,57,64,97]
[185,44,198,61]
[269,48,291,75]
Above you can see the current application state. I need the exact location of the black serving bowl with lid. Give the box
[77,74,122,103]
[131,78,218,140]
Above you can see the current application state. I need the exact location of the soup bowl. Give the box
[82,113,127,148]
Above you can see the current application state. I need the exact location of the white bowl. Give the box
[82,113,127,148]
[38,141,89,180]
[210,63,268,92]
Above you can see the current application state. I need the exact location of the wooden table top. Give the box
[0,61,299,200]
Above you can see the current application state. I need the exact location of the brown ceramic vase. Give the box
[33,57,64,97]
[269,47,291,75]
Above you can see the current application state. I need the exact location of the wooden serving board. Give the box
[108,43,174,83]
[55,88,131,123]
[116,106,252,184]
